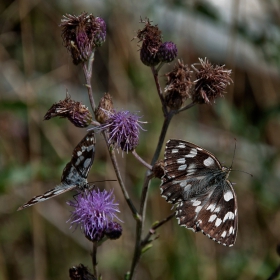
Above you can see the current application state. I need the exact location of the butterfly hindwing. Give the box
[17,131,96,211]
[160,139,238,247]
[176,181,237,246]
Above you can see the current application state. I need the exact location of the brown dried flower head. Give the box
[192,58,233,104]
[164,59,192,110]
[60,13,106,65]
[95,93,114,124]
[137,18,162,66]
[44,93,92,128]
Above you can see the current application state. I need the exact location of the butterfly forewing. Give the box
[160,139,238,247]
[18,131,96,211]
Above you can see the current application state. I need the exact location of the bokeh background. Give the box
[1,0,280,279]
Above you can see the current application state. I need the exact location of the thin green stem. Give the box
[129,112,174,280]
[141,213,175,247]
[102,132,140,221]
[92,242,98,277]
[82,52,96,112]
[132,150,152,171]
[151,66,168,116]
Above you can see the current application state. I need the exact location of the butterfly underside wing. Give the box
[18,131,96,211]
[160,139,238,247]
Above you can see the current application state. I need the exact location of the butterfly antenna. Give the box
[230,139,253,177]
[88,179,117,184]
[230,138,237,170]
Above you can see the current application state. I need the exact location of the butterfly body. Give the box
[18,131,95,211]
[161,139,237,247]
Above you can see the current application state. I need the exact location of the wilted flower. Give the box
[164,60,192,110]
[60,13,106,65]
[137,18,162,66]
[67,189,121,242]
[192,58,233,104]
[95,93,114,124]
[100,110,146,152]
[157,42,177,63]
[44,94,92,128]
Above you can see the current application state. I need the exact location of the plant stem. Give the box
[129,112,173,280]
[132,150,153,171]
[141,213,175,247]
[92,242,98,277]
[102,132,140,221]
[83,52,96,112]
[151,66,168,116]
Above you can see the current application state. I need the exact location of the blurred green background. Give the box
[1,0,280,279]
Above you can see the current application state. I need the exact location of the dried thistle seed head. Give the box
[164,59,192,110]
[60,13,106,65]
[95,93,114,124]
[44,94,92,128]
[157,41,178,63]
[192,58,233,104]
[153,160,165,179]
[137,18,162,66]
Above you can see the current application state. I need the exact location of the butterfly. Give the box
[160,139,237,247]
[18,131,96,211]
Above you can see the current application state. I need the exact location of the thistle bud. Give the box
[95,93,114,124]
[44,94,92,128]
[105,222,122,240]
[192,58,233,104]
[157,42,177,63]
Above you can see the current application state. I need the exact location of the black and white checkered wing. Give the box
[160,139,238,247]
[17,131,96,211]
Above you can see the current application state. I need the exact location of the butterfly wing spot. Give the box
[229,226,234,235]
[178,164,187,171]
[177,158,186,164]
[186,163,196,176]
[206,203,216,212]
[214,206,221,213]
[83,158,92,168]
[195,206,202,213]
[224,190,234,201]
[214,218,222,227]
[191,199,201,206]
[208,214,217,222]
[77,151,82,157]
[171,149,179,153]
[223,211,235,222]
[203,156,215,167]
[221,231,227,238]
[176,144,186,149]
[185,148,198,158]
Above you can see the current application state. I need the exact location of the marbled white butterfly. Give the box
[18,131,96,211]
[160,139,237,247]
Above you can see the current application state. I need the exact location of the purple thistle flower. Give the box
[67,189,121,242]
[100,110,146,152]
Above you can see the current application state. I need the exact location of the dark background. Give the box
[1,0,280,279]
